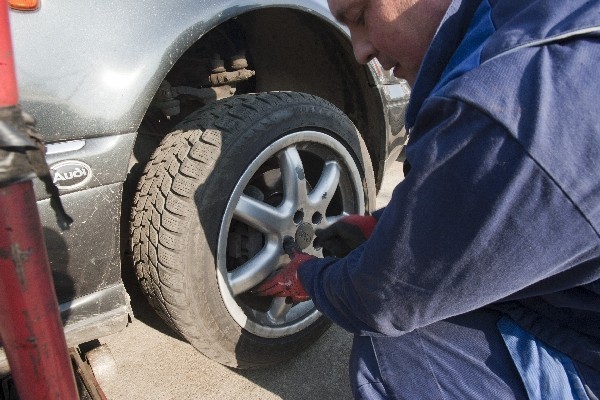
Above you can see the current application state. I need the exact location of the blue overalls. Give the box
[299,0,600,397]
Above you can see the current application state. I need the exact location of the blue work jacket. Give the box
[299,0,600,374]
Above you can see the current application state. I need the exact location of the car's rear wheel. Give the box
[131,92,375,368]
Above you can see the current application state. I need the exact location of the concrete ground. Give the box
[97,161,404,400]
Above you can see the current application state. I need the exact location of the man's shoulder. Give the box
[483,0,600,61]
[439,34,600,238]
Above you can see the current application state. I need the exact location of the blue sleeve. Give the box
[298,97,600,336]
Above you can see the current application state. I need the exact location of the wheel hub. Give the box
[295,222,314,250]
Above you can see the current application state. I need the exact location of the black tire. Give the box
[131,92,376,368]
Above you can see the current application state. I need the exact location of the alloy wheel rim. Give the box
[217,130,365,338]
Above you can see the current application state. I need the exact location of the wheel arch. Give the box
[123,5,390,268]
[135,5,388,186]
[234,8,388,182]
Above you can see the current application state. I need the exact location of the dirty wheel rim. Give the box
[216,131,365,338]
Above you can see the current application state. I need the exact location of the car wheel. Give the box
[130,92,376,368]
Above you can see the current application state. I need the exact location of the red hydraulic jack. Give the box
[0,1,79,399]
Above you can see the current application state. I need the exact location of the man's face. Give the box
[328,0,448,85]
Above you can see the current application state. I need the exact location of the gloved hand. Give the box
[314,214,377,257]
[254,250,316,302]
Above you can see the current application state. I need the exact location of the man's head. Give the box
[328,0,451,85]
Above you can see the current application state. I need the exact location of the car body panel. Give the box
[38,182,124,301]
[10,0,338,141]
[33,133,136,200]
[374,81,411,187]
[10,1,407,160]
[0,284,130,375]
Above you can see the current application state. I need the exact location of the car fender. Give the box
[10,0,354,141]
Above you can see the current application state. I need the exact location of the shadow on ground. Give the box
[120,258,186,342]
[235,324,354,399]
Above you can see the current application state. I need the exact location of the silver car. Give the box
[2,0,409,371]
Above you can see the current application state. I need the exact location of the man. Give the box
[257,0,600,398]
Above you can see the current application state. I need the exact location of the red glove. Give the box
[314,214,377,257]
[255,251,315,302]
